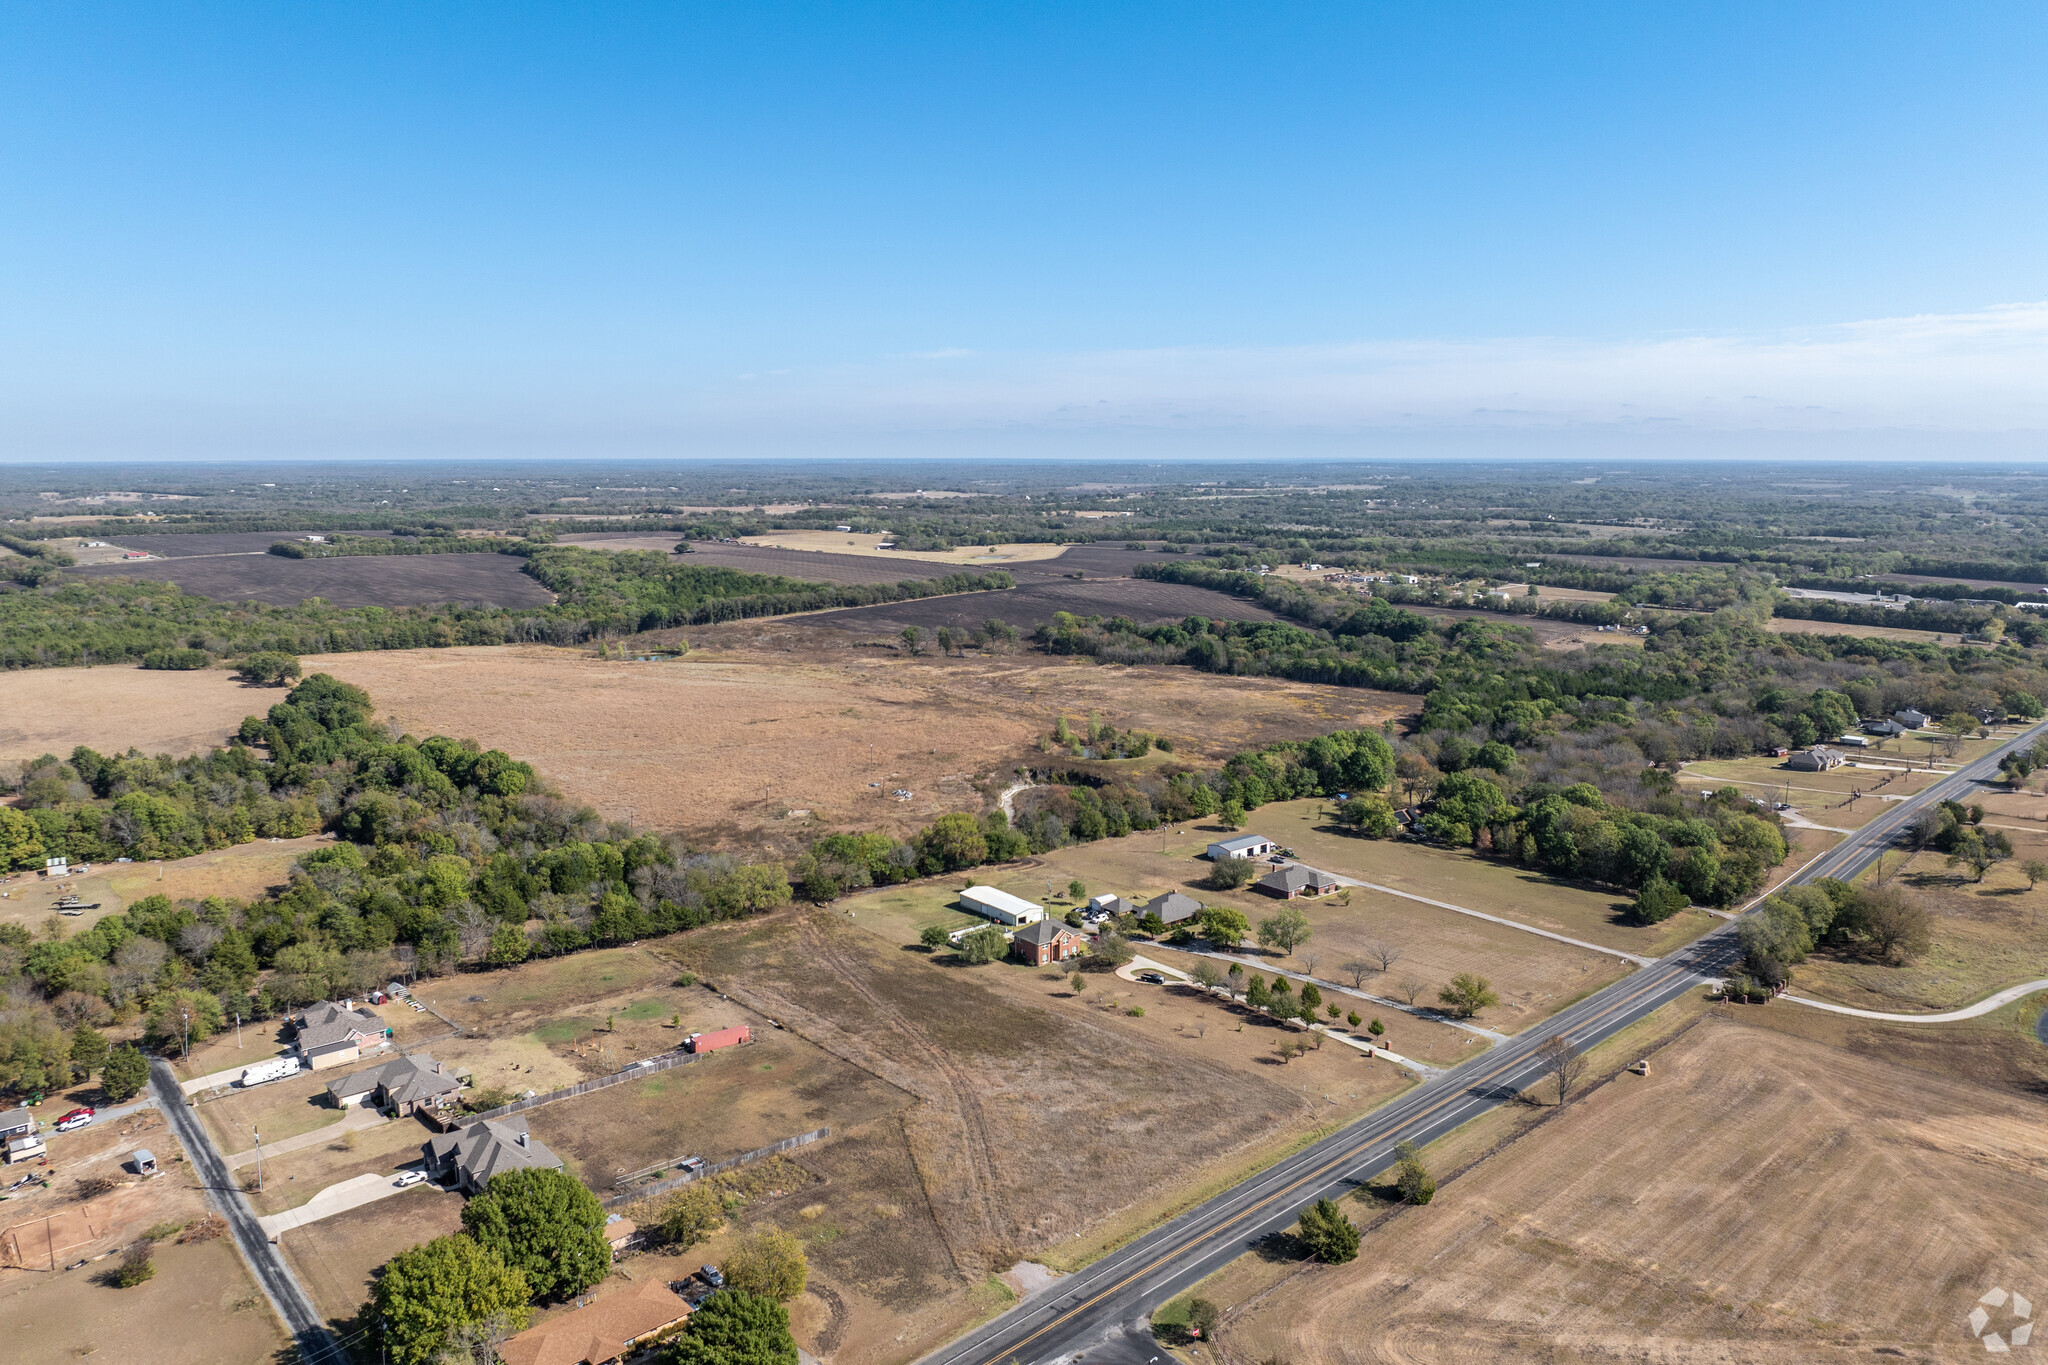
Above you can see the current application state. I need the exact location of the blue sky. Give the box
[3,3,2044,460]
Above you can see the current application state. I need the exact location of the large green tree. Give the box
[372,1234,531,1365]
[721,1225,809,1302]
[100,1045,149,1101]
[1256,905,1313,957]
[1297,1197,1360,1263]
[460,1167,609,1301]
[666,1289,799,1365]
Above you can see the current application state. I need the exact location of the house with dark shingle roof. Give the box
[291,1000,389,1070]
[1142,891,1204,925]
[1256,865,1341,899]
[423,1115,562,1194]
[325,1054,465,1116]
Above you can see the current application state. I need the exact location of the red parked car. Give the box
[55,1107,94,1133]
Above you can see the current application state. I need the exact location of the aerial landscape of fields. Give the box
[6,6,2046,1364]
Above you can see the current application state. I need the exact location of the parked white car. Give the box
[393,1170,427,1188]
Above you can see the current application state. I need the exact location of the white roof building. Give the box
[1206,835,1276,861]
[959,886,1045,926]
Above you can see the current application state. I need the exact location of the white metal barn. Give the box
[959,886,1046,926]
[1206,835,1276,861]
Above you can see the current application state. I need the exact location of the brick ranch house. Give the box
[1010,919,1089,966]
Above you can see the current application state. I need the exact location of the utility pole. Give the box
[180,1008,190,1062]
[235,1012,242,1049]
[254,1126,263,1192]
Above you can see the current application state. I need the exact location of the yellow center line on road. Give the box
[965,957,1701,1365]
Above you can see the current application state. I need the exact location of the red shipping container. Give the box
[686,1026,750,1054]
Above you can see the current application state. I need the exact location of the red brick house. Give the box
[1011,920,1089,966]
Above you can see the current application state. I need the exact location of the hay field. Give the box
[740,530,1070,566]
[290,644,1410,846]
[1215,1012,2048,1365]
[1249,799,1715,958]
[0,663,265,764]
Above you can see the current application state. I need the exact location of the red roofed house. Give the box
[497,1277,691,1365]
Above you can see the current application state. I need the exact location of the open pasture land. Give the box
[1392,601,1640,651]
[741,529,1071,566]
[282,1185,463,1330]
[298,644,1411,846]
[803,576,1279,637]
[100,530,390,557]
[1254,799,1716,959]
[1214,1012,2048,1365]
[0,661,267,765]
[1791,844,2048,1014]
[1764,616,1975,645]
[674,908,1424,1287]
[526,1019,910,1189]
[1680,754,1943,829]
[0,835,329,935]
[70,547,553,608]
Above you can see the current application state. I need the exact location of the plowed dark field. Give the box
[70,549,552,608]
[807,577,1277,634]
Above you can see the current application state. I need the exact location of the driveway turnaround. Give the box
[149,1058,345,1364]
[1783,978,2048,1023]
[916,716,2048,1365]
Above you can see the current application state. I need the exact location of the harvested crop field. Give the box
[805,578,1277,635]
[289,644,1409,846]
[1213,1012,2048,1365]
[742,530,1070,566]
[0,662,269,764]
[69,548,553,608]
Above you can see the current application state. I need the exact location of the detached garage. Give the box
[1207,835,1276,861]
[959,886,1046,926]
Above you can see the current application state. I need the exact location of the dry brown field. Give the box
[1212,1011,2048,1365]
[280,643,1409,847]
[1765,616,1986,646]
[0,1109,288,1363]
[282,1184,463,1329]
[0,663,268,764]
[740,530,1070,566]
[0,834,331,937]
[662,905,1442,1363]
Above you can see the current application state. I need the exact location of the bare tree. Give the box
[1341,960,1373,990]
[1301,951,1321,979]
[1365,939,1405,974]
[1539,1035,1589,1106]
[1397,977,1427,1006]
[439,1311,521,1365]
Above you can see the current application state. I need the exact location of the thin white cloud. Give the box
[705,302,2048,435]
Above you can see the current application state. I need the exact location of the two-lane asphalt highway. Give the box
[922,720,2048,1365]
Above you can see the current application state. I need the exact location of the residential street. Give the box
[147,1058,344,1365]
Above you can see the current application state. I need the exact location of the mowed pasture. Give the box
[283,1185,463,1330]
[70,547,553,608]
[0,835,329,935]
[1214,1013,2048,1365]
[1246,799,1714,958]
[1790,841,2048,1013]
[740,529,1071,567]
[1680,754,1942,830]
[0,661,270,765]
